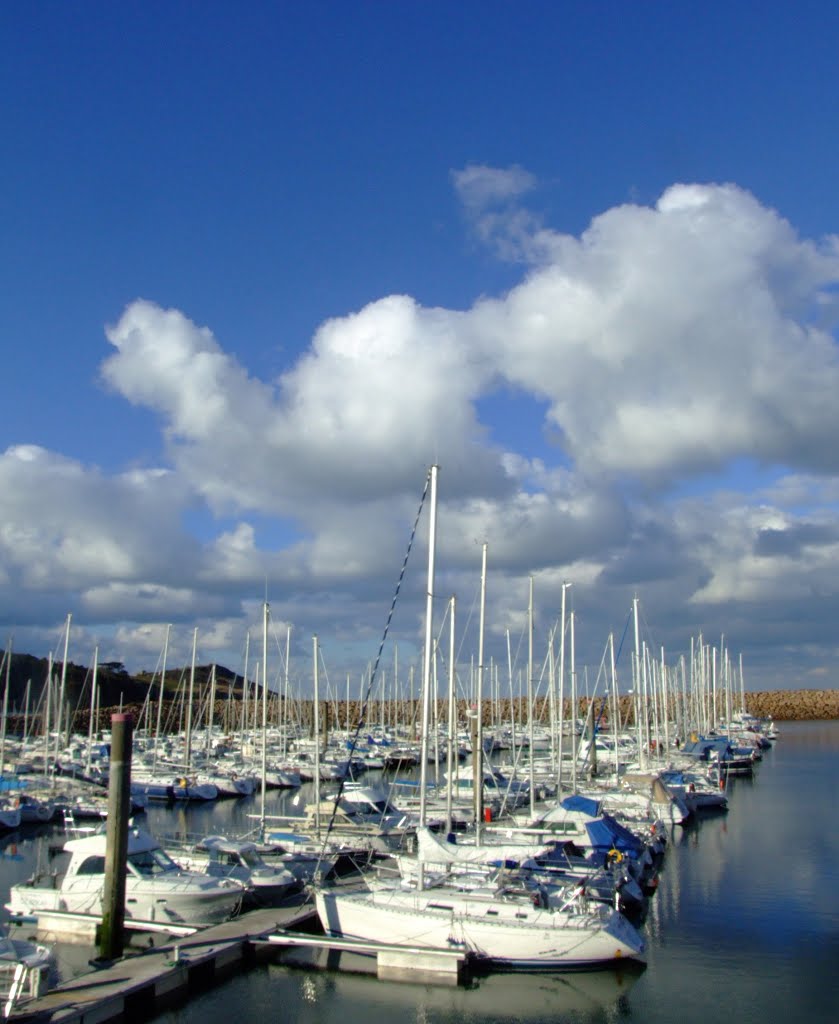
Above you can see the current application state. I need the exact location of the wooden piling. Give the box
[98,712,133,961]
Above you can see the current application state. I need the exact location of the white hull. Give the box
[0,928,53,1004]
[5,827,243,929]
[6,877,241,927]
[314,885,644,968]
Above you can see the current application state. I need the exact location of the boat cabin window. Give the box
[371,799,396,814]
[127,847,179,876]
[77,856,106,875]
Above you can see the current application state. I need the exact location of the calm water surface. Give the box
[3,720,837,1024]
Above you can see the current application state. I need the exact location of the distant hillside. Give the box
[2,652,835,728]
[1,651,245,717]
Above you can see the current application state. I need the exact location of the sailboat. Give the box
[313,466,646,969]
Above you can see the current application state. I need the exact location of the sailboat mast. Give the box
[185,627,198,770]
[527,577,535,818]
[556,582,570,797]
[313,635,321,835]
[153,625,170,774]
[0,639,11,777]
[56,613,71,760]
[445,595,456,835]
[282,626,291,761]
[44,653,53,787]
[633,596,644,767]
[570,609,577,793]
[418,465,439,826]
[85,645,99,776]
[475,540,487,833]
[260,601,269,840]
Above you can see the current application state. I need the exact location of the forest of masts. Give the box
[1,599,749,760]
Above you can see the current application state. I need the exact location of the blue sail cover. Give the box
[584,814,644,854]
[560,794,602,817]
[681,736,731,761]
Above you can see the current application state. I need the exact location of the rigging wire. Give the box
[313,468,431,873]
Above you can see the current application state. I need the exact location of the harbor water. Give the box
[2,719,837,1023]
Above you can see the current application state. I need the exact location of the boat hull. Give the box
[6,875,242,928]
[314,887,644,969]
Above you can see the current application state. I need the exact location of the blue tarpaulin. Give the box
[560,793,602,817]
[584,815,644,854]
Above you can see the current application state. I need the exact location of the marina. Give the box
[5,10,839,1024]
[0,719,835,1023]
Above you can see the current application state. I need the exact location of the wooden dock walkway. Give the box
[9,901,317,1024]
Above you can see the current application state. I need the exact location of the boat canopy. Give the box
[681,737,731,760]
[584,815,644,854]
[560,794,602,817]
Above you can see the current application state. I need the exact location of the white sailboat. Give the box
[313,466,646,969]
[314,876,645,969]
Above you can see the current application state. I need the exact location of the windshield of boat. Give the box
[127,846,179,877]
[239,847,266,869]
[370,798,397,814]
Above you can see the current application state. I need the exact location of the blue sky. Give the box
[3,2,839,696]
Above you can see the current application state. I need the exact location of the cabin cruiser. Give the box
[679,736,756,776]
[659,769,728,813]
[167,835,300,906]
[5,826,244,929]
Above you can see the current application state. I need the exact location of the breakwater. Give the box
[33,688,837,740]
[743,688,839,720]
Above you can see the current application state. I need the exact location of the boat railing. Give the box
[62,808,104,840]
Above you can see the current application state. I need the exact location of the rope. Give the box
[314,468,431,873]
[614,607,632,665]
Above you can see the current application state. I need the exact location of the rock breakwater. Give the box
[744,688,839,720]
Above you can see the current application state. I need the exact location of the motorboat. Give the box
[5,825,244,929]
[659,769,728,813]
[0,799,22,831]
[0,926,53,1009]
[167,835,300,906]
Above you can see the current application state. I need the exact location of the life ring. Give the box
[606,848,623,865]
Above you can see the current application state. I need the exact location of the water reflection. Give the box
[236,962,641,1024]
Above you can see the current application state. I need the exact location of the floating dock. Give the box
[264,931,469,985]
[7,903,317,1024]
[7,896,474,1023]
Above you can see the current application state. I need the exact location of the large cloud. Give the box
[0,445,194,591]
[102,296,507,514]
[467,182,839,484]
[4,176,839,688]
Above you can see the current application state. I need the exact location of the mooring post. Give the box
[98,712,133,961]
